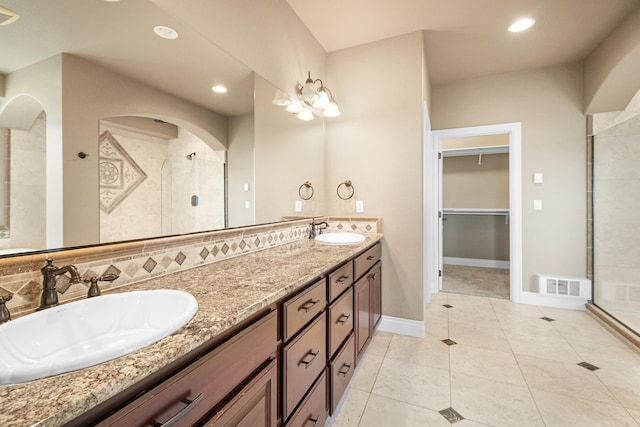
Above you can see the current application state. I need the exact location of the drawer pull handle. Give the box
[300,350,319,368]
[337,313,351,325]
[336,275,350,283]
[153,393,203,427]
[338,363,352,377]
[300,299,320,312]
[306,415,320,427]
[366,255,375,261]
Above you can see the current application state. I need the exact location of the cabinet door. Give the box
[204,359,277,427]
[370,262,382,329]
[354,276,371,361]
[328,287,353,358]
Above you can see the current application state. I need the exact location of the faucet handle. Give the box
[0,295,12,324]
[84,274,119,298]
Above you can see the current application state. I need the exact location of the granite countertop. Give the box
[0,234,382,427]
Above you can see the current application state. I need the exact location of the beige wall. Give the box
[432,64,587,292]
[228,113,256,228]
[254,75,326,223]
[584,7,640,114]
[443,154,509,209]
[326,32,426,322]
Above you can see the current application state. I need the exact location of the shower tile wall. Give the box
[99,122,167,243]
[593,114,640,332]
[7,112,46,249]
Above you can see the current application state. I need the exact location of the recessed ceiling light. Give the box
[153,25,179,40]
[508,18,535,33]
[212,85,228,94]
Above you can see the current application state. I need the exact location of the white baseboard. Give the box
[377,315,425,338]
[444,257,510,269]
[520,291,588,311]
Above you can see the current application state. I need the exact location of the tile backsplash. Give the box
[0,217,380,317]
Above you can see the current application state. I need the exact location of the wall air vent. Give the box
[0,6,20,26]
[537,275,591,298]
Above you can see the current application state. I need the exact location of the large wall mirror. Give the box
[0,0,326,256]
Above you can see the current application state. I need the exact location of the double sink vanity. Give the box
[0,226,382,427]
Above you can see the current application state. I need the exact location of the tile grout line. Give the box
[492,299,550,427]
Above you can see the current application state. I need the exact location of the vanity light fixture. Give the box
[153,25,179,40]
[508,17,535,33]
[272,71,341,120]
[211,85,227,94]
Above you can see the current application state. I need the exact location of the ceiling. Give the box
[0,0,254,116]
[286,0,640,85]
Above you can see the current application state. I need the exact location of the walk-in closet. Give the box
[441,135,510,299]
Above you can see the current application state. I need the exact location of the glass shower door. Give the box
[593,115,640,335]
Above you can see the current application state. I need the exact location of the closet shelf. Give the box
[442,145,509,157]
[442,208,509,216]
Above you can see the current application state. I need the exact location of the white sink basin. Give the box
[315,232,366,245]
[0,289,198,385]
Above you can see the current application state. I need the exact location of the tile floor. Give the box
[328,292,640,426]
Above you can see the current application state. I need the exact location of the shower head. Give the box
[186,152,196,160]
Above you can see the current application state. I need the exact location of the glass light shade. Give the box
[312,89,330,109]
[300,82,320,103]
[323,103,341,118]
[272,90,292,106]
[286,100,304,113]
[297,108,314,121]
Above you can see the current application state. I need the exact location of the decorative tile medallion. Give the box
[98,130,147,214]
[577,361,600,371]
[540,316,555,322]
[441,338,458,346]
[443,304,454,308]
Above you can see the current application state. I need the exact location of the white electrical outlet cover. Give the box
[355,200,364,213]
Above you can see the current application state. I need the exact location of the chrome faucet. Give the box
[308,219,328,239]
[38,258,82,311]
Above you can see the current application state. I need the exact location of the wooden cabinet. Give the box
[328,261,353,301]
[354,275,371,360]
[354,243,382,362]
[96,310,278,427]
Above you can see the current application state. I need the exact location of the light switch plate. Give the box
[355,200,364,213]
[244,201,250,209]
[294,200,302,212]
[243,183,250,191]
[534,199,542,210]
[533,173,543,184]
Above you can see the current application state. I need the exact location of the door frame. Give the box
[425,122,522,303]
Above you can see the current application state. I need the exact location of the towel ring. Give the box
[337,180,354,200]
[298,181,314,200]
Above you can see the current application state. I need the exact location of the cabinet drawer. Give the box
[330,334,355,414]
[328,261,353,302]
[283,278,326,342]
[354,243,381,280]
[328,287,353,358]
[98,310,278,427]
[285,373,327,427]
[203,359,277,426]
[282,312,327,420]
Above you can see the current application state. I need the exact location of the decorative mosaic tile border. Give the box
[0,217,380,317]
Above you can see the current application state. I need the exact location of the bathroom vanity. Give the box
[1,234,382,427]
